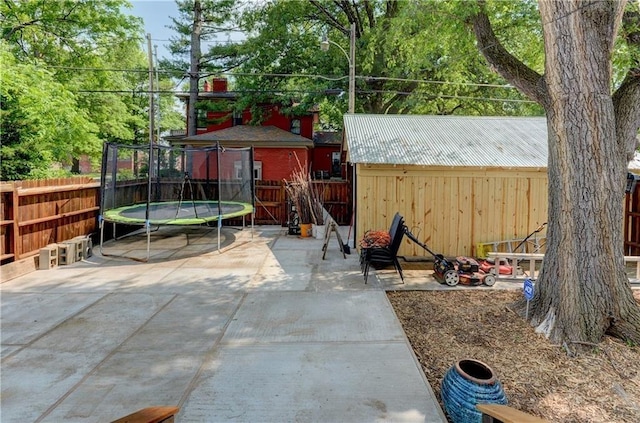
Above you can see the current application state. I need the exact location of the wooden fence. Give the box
[625,188,640,255]
[0,178,351,266]
[250,180,351,227]
[1,177,100,264]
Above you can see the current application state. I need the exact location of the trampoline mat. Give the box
[103,201,253,225]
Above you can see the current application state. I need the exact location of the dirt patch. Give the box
[387,290,640,423]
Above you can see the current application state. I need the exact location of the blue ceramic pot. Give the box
[441,359,507,423]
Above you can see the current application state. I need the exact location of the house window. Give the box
[235,160,262,180]
[291,119,301,135]
[233,110,243,126]
[196,108,208,128]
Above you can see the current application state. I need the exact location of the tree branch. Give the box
[2,18,41,40]
[613,72,640,161]
[613,7,640,161]
[364,1,375,29]
[470,7,546,106]
[337,0,357,37]
[309,0,347,33]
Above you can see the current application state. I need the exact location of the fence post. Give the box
[12,183,19,260]
[280,181,286,226]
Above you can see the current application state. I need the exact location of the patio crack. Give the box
[177,291,249,409]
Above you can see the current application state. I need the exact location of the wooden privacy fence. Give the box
[1,177,100,264]
[0,177,351,266]
[250,180,351,226]
[625,188,640,255]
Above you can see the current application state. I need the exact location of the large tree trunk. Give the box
[472,0,640,346]
[533,0,640,345]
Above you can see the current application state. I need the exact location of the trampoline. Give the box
[99,142,255,260]
[103,201,254,225]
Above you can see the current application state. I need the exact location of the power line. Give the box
[45,65,518,90]
[360,76,513,89]
[358,89,536,104]
[72,88,533,104]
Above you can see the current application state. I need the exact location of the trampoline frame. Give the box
[102,200,254,225]
[99,142,255,260]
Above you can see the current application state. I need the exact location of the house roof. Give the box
[313,131,341,146]
[343,114,549,168]
[180,125,313,148]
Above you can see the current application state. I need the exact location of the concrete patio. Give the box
[1,225,455,423]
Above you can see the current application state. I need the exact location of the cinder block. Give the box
[85,237,93,258]
[39,244,58,270]
[58,242,76,265]
[68,239,83,262]
[73,235,93,258]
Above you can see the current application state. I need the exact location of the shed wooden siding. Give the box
[356,164,548,257]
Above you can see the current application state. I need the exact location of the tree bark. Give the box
[187,0,203,137]
[472,0,640,345]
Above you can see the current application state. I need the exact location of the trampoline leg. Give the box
[217,216,222,253]
[99,218,105,255]
[146,222,151,261]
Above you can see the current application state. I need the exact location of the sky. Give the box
[127,0,244,62]
[128,0,180,60]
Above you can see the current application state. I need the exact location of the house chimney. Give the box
[203,80,210,92]
[212,77,228,92]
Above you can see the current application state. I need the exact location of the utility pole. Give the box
[321,22,356,113]
[154,44,160,143]
[187,0,203,137]
[147,33,155,145]
[348,22,355,114]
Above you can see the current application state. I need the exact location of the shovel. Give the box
[343,212,354,254]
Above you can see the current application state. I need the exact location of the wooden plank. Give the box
[110,406,179,423]
[17,182,100,196]
[12,184,19,259]
[0,255,38,282]
[18,207,100,227]
[476,404,548,423]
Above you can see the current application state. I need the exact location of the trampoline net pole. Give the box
[146,222,151,261]
[217,142,223,220]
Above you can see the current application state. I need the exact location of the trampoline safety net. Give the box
[100,142,255,226]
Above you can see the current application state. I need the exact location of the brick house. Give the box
[171,77,328,181]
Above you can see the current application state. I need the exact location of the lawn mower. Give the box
[478,257,524,276]
[402,227,496,287]
[477,223,547,277]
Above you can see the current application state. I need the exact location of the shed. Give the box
[343,114,549,257]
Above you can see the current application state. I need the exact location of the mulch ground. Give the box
[387,290,640,423]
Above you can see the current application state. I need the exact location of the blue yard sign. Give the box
[524,278,535,319]
[523,278,535,301]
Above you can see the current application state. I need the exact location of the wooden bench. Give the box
[111,406,179,423]
[477,404,548,423]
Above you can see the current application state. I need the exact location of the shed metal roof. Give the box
[343,114,548,168]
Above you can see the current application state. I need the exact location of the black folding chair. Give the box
[361,213,405,284]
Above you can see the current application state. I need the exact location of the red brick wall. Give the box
[311,146,341,177]
[255,148,310,181]
[185,148,310,181]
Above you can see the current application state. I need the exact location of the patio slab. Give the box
[0,226,447,423]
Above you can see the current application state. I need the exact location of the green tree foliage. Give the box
[1,0,183,179]
[0,42,99,179]
[163,0,240,75]
[205,0,545,129]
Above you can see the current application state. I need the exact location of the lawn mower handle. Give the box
[402,226,440,259]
